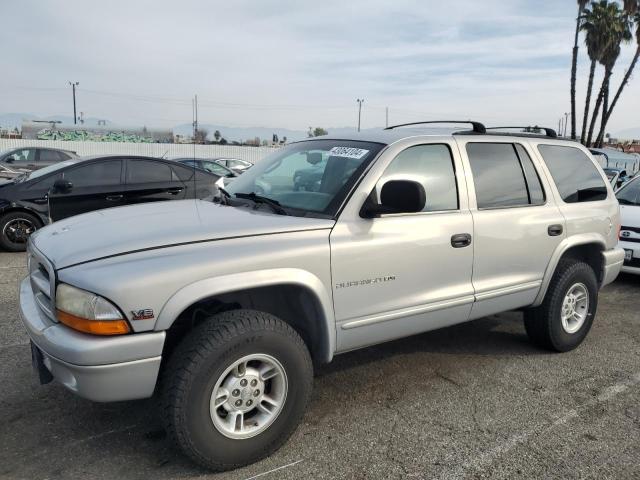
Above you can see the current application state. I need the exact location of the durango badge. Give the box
[131,309,154,320]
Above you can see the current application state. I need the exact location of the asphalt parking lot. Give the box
[1,251,639,480]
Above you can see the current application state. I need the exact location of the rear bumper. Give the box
[19,277,165,402]
[601,247,625,287]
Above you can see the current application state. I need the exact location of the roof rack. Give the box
[384,120,486,134]
[485,126,558,138]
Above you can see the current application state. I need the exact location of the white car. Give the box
[617,176,640,274]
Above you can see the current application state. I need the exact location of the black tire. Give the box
[524,259,598,352]
[0,211,41,252]
[161,310,313,471]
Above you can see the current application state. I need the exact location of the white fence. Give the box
[0,139,277,163]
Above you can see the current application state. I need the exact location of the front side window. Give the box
[202,161,234,177]
[616,177,640,206]
[467,143,540,209]
[4,149,35,163]
[378,144,458,212]
[226,139,384,216]
[63,160,122,187]
[538,145,607,203]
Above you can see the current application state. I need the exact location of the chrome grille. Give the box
[28,244,57,322]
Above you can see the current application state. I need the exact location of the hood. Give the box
[32,200,335,269]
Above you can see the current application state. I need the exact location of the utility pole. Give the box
[68,81,79,124]
[385,106,389,128]
[563,112,569,137]
[356,98,364,132]
[192,94,199,142]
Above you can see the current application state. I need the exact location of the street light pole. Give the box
[356,98,364,132]
[69,81,79,124]
[564,112,569,137]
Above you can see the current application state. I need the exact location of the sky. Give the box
[1,0,639,134]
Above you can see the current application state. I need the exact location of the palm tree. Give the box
[596,5,639,146]
[585,1,629,146]
[571,0,590,140]
[580,2,609,144]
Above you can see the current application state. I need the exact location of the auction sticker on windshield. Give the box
[329,147,370,159]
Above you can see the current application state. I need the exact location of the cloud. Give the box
[1,0,638,133]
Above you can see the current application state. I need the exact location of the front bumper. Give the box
[620,240,640,275]
[19,277,165,402]
[601,247,626,286]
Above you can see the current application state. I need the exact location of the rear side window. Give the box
[467,143,544,209]
[379,144,458,212]
[127,160,174,183]
[64,160,122,187]
[538,145,607,203]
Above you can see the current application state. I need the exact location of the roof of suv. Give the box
[299,122,580,147]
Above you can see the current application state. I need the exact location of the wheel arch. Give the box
[156,268,335,364]
[533,234,606,307]
[0,205,46,226]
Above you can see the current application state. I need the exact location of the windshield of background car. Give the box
[225,139,385,217]
[616,177,640,206]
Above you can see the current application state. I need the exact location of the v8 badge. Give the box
[131,308,154,320]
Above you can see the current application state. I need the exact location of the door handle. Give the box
[548,224,563,236]
[166,187,184,195]
[451,233,472,248]
[106,195,123,201]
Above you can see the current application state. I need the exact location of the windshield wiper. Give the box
[216,186,231,205]
[234,192,288,215]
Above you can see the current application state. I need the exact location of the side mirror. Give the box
[5,156,15,163]
[52,178,73,194]
[306,152,323,165]
[360,180,426,218]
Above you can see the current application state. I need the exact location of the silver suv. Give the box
[19,122,624,471]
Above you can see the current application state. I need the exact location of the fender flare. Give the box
[532,233,606,306]
[155,268,336,362]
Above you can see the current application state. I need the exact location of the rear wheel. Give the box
[161,310,313,471]
[524,259,598,352]
[0,211,41,252]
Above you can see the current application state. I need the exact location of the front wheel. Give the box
[0,211,41,252]
[524,259,598,352]
[161,310,313,471]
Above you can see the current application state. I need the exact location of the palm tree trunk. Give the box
[586,69,611,147]
[581,60,597,145]
[599,46,640,143]
[596,77,610,147]
[570,8,582,140]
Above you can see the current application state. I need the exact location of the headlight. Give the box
[56,284,130,335]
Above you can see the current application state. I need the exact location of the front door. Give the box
[48,159,125,221]
[330,140,475,352]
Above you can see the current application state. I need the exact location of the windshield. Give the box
[225,139,385,217]
[19,159,78,182]
[616,177,640,206]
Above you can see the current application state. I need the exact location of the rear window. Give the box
[537,145,607,203]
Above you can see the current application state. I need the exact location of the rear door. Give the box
[48,159,125,221]
[458,139,565,319]
[124,158,187,205]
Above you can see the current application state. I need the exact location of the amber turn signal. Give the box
[57,310,131,336]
